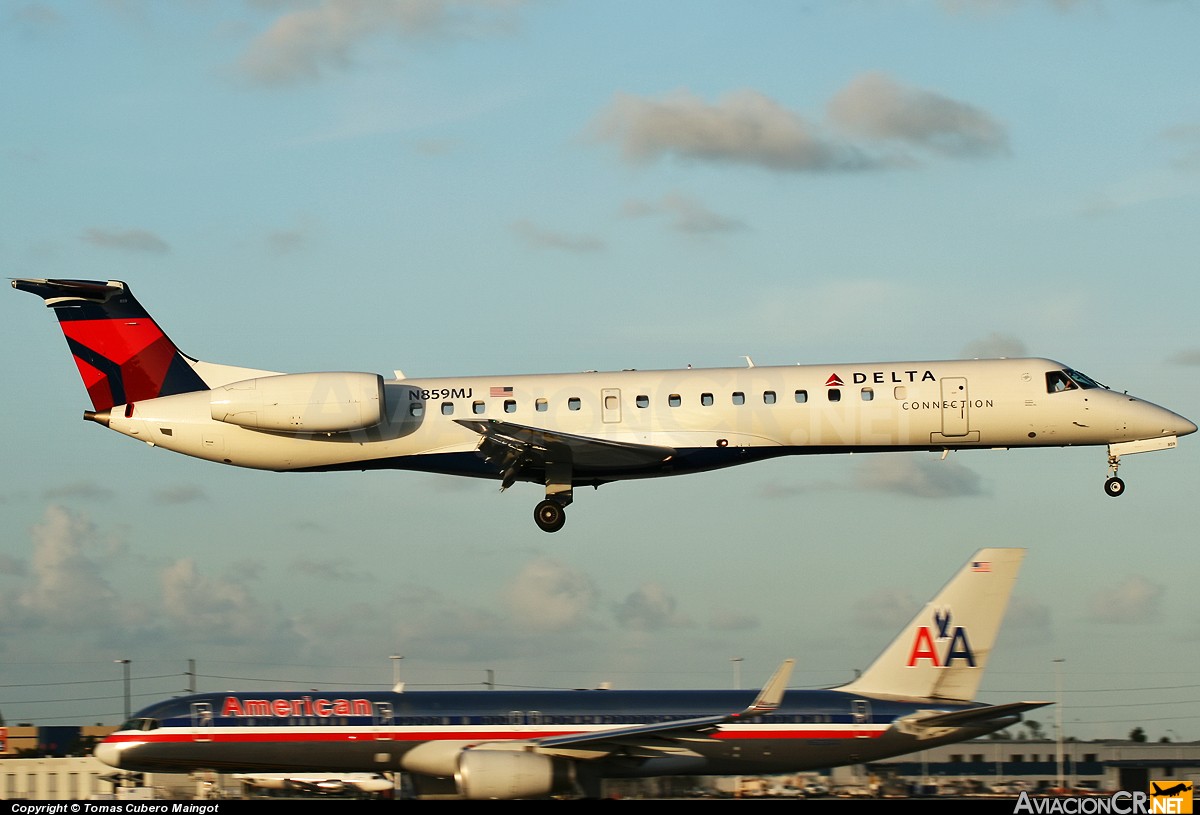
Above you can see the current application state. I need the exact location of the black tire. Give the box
[534,500,567,533]
[1104,476,1125,497]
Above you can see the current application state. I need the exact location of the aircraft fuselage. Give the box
[97,358,1188,479]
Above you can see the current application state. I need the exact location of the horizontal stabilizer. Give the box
[904,701,1051,730]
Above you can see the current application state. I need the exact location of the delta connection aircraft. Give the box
[96,549,1041,800]
[13,278,1196,532]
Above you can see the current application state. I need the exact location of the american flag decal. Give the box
[490,386,513,397]
[971,561,991,573]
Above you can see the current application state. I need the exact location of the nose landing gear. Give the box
[1105,450,1126,497]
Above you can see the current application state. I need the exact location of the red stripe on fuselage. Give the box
[103,726,887,746]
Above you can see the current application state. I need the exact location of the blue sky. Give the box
[2,0,1199,743]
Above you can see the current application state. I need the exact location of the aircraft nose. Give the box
[94,740,130,768]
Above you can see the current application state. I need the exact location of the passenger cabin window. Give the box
[828,388,841,402]
[605,395,618,411]
[732,392,745,405]
[441,402,454,415]
[669,394,681,407]
[794,390,808,404]
[504,400,517,413]
[894,386,907,400]
[763,391,776,404]
[536,398,548,412]
[410,403,424,417]
[636,394,649,408]
[701,393,714,406]
[1046,371,1077,393]
[472,401,485,414]
[861,387,874,401]
[568,397,581,411]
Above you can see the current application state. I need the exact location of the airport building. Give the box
[865,738,1200,796]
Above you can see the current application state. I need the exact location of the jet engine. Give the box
[401,741,578,800]
[209,372,384,433]
[456,749,577,800]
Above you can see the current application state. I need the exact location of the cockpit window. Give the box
[1047,369,1106,393]
[1046,371,1076,393]
[1064,368,1106,390]
[119,717,160,731]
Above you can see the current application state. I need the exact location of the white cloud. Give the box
[591,75,1006,173]
[613,583,692,631]
[502,555,598,631]
[592,89,868,172]
[81,228,170,254]
[827,72,1008,158]
[511,219,605,253]
[237,0,527,86]
[8,506,122,626]
[160,558,277,643]
[621,193,747,235]
[1087,575,1163,624]
[854,454,984,498]
[962,332,1028,359]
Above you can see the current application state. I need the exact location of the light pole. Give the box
[1053,658,1065,790]
[115,659,131,721]
[390,655,404,689]
[730,657,743,690]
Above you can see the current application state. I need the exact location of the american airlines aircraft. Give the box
[96,549,1042,800]
[14,278,1195,532]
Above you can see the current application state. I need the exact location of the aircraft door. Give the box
[601,388,622,424]
[373,702,394,741]
[851,699,871,739]
[191,701,213,742]
[940,377,970,437]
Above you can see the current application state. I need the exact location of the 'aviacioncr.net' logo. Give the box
[906,607,975,668]
[1149,781,1193,814]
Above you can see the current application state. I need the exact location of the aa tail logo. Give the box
[906,606,976,667]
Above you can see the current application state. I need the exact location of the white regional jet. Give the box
[96,549,1042,800]
[14,278,1195,532]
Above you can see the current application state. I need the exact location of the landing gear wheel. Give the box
[1104,476,1125,497]
[534,500,567,533]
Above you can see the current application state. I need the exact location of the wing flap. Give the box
[455,419,676,471]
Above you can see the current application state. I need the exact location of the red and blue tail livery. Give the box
[13,278,1194,531]
[12,278,208,411]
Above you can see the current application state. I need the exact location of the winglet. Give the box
[735,659,794,718]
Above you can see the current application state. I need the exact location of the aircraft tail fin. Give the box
[13,278,210,411]
[838,548,1025,702]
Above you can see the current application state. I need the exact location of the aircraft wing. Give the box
[534,660,795,757]
[454,419,676,475]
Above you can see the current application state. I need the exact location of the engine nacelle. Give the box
[209,372,384,433]
[455,749,576,800]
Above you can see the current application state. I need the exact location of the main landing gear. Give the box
[535,499,568,533]
[534,460,573,533]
